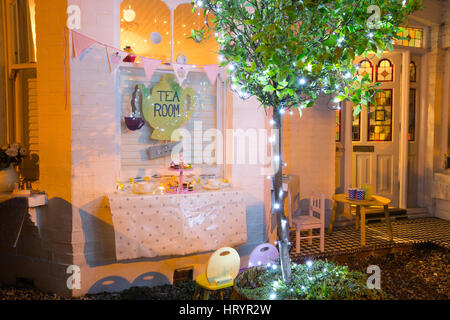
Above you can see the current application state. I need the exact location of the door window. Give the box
[410,62,416,82]
[352,108,361,141]
[368,89,393,141]
[357,59,374,82]
[376,59,394,82]
[408,89,416,141]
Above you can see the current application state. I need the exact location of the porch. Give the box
[290,217,450,258]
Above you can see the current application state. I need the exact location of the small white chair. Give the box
[193,247,240,300]
[289,193,325,254]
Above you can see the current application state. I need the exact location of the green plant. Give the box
[192,0,422,282]
[238,260,393,300]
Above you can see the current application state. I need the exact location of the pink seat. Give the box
[248,243,279,268]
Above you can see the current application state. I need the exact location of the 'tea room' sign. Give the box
[141,74,194,141]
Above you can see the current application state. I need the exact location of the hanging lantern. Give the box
[123,8,136,22]
[176,54,188,64]
[150,31,162,45]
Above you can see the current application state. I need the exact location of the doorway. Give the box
[336,51,422,210]
[351,53,402,207]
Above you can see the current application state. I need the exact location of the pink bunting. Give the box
[173,64,194,88]
[203,65,220,85]
[72,31,97,58]
[142,58,161,81]
[107,48,126,72]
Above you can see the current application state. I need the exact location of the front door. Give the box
[351,52,402,207]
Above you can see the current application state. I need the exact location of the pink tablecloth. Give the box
[108,188,247,261]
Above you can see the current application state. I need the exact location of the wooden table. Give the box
[328,194,393,246]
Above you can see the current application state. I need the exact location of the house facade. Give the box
[0,0,448,297]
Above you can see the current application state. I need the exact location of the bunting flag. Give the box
[107,48,126,72]
[173,64,194,88]
[71,30,221,81]
[142,58,161,81]
[203,65,220,85]
[72,31,97,58]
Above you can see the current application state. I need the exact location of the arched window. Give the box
[357,59,374,82]
[410,61,416,82]
[376,59,394,82]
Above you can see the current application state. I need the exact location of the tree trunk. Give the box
[272,110,292,283]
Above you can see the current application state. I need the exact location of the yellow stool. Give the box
[193,247,240,300]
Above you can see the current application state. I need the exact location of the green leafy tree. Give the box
[192,0,421,282]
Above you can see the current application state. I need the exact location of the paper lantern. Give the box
[123,8,136,22]
[150,32,162,45]
[176,54,188,64]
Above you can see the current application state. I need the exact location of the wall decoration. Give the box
[123,7,136,22]
[125,86,145,131]
[142,57,161,81]
[141,74,195,140]
[72,31,96,58]
[123,46,137,63]
[71,30,220,77]
[150,31,162,45]
[176,53,188,64]
[203,64,220,85]
[173,64,193,87]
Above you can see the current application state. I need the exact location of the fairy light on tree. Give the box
[192,0,422,283]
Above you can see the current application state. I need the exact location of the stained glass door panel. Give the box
[368,90,393,141]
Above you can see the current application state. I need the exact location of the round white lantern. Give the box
[150,32,162,45]
[176,54,188,64]
[123,9,136,22]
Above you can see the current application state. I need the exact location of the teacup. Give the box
[348,188,357,200]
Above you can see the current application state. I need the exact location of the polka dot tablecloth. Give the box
[108,189,247,261]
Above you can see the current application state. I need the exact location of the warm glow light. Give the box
[123,8,136,22]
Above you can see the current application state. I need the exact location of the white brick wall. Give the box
[284,96,336,226]
[66,0,268,296]
[231,95,267,247]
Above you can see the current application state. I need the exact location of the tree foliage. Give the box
[192,0,422,114]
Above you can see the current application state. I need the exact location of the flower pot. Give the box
[230,266,266,300]
[0,165,18,193]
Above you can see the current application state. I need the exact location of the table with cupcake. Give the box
[106,161,247,260]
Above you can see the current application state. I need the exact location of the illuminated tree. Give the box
[193,0,421,282]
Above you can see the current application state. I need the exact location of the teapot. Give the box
[140,75,194,140]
